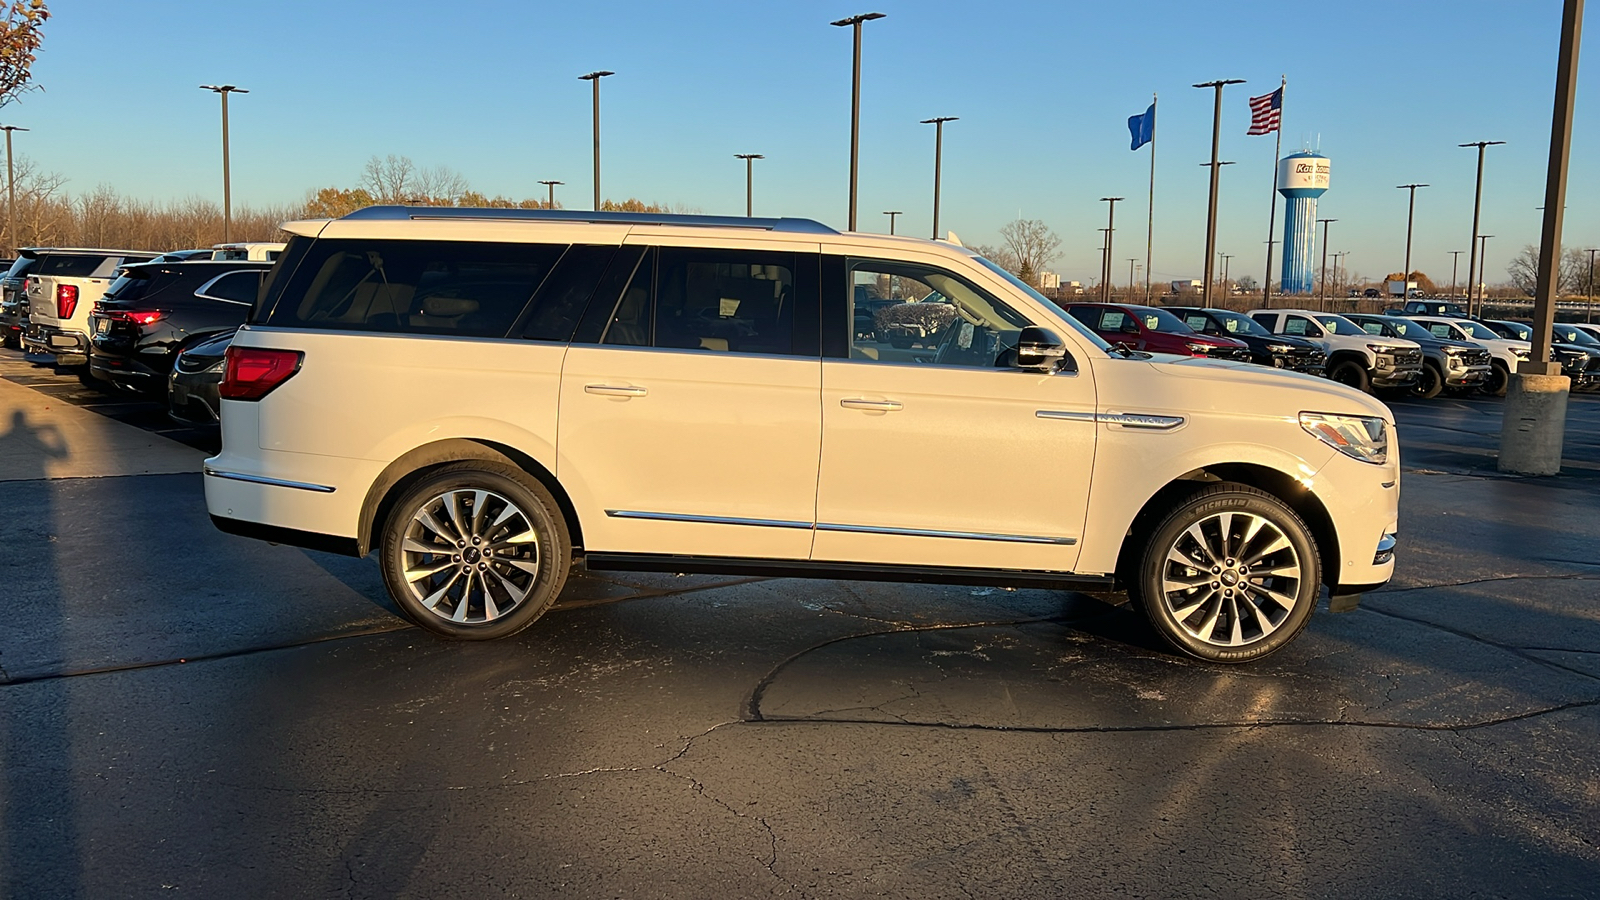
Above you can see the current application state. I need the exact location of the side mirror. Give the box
[1014,325,1069,372]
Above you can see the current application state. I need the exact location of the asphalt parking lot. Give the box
[2,348,1598,899]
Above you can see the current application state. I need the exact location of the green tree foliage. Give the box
[0,0,48,109]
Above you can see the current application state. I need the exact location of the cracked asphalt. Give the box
[2,349,1599,899]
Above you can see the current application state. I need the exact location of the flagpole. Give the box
[1262,75,1285,307]
[1146,91,1156,303]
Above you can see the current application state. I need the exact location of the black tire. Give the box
[1327,359,1371,394]
[379,461,571,640]
[1130,483,1321,664]
[1484,361,1510,397]
[1410,362,1445,399]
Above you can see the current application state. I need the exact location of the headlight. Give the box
[1300,412,1389,465]
[1366,344,1397,355]
[1185,342,1211,354]
[1267,343,1294,354]
[1511,346,1531,359]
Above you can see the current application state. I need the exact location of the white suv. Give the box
[21,248,159,356]
[1247,308,1423,393]
[205,207,1399,662]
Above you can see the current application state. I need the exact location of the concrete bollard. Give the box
[1498,373,1572,475]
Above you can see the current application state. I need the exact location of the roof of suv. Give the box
[285,205,841,238]
[19,247,159,258]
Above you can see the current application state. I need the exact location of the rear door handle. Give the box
[584,384,648,397]
[840,398,903,411]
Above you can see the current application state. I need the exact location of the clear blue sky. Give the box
[13,0,1597,286]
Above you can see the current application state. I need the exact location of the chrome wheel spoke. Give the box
[1249,563,1300,579]
[1162,510,1301,648]
[1163,572,1212,593]
[1184,523,1219,565]
[403,487,540,627]
[1170,589,1215,622]
[1243,532,1291,567]
[1227,596,1244,646]
[1217,512,1235,558]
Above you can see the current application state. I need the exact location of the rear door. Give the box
[557,240,824,560]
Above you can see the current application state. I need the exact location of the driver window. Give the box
[1284,316,1321,337]
[1359,322,1384,335]
[847,260,1030,367]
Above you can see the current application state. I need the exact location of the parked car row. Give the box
[1,242,284,420]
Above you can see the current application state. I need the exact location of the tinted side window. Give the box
[1428,324,1453,339]
[1284,316,1319,337]
[1250,313,1277,331]
[265,240,565,338]
[1358,322,1384,335]
[199,270,264,304]
[518,245,617,343]
[1183,314,1211,332]
[655,248,798,355]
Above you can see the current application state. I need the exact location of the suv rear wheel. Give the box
[379,462,571,640]
[1132,484,1321,663]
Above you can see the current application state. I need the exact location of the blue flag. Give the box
[1128,103,1155,151]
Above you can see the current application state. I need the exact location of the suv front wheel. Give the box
[380,462,571,640]
[1132,484,1321,663]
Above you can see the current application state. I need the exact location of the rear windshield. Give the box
[36,254,123,278]
[102,271,154,305]
[4,257,36,279]
[262,239,567,338]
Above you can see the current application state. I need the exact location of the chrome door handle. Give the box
[584,384,648,397]
[840,398,903,411]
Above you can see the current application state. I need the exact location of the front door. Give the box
[557,243,823,560]
[813,257,1097,572]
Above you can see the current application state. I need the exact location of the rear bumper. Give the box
[23,322,88,356]
[89,350,165,394]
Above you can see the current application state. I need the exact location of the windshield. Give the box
[1494,320,1533,340]
[1211,310,1271,337]
[102,271,153,303]
[1382,317,1430,340]
[1314,315,1366,336]
[1137,307,1197,334]
[1455,320,1501,341]
[1554,325,1600,347]
[974,255,1112,351]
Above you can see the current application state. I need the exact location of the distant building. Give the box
[1038,271,1061,290]
[1171,279,1202,294]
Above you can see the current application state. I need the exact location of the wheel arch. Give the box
[1114,462,1338,590]
[357,438,583,557]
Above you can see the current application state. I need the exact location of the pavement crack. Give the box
[1361,602,1600,684]
[1374,573,1600,594]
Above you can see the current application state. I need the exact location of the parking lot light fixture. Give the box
[0,124,27,254]
[1193,78,1246,306]
[1477,235,1494,308]
[579,71,614,211]
[882,210,901,234]
[1459,140,1506,318]
[1317,218,1336,309]
[735,154,764,217]
[538,180,562,210]
[1397,183,1429,285]
[1587,248,1598,324]
[199,84,248,243]
[920,116,957,238]
[832,12,886,231]
[1100,197,1123,301]
[1449,249,1464,299]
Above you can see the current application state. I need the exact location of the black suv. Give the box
[88,259,270,394]
[0,254,36,348]
[1166,306,1326,374]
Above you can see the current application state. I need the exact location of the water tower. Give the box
[1278,151,1331,294]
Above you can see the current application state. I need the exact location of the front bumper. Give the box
[1443,365,1491,388]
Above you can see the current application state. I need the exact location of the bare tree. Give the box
[997,219,1061,287]
[970,243,1020,276]
[1507,244,1586,296]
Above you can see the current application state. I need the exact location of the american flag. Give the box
[1247,87,1283,136]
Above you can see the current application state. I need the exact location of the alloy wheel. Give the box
[1159,511,1303,647]
[399,488,543,626]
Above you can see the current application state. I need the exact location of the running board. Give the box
[582,553,1116,592]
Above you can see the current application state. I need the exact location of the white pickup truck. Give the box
[1248,308,1423,394]
[22,248,159,358]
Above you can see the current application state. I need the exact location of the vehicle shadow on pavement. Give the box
[0,408,80,900]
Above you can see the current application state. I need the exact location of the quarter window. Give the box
[265,240,565,338]
[848,260,1030,367]
[601,247,809,356]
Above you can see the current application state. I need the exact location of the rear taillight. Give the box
[99,308,165,326]
[56,284,79,319]
[219,346,303,400]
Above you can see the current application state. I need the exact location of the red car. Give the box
[1066,302,1251,359]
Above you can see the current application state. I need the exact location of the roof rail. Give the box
[339,205,838,235]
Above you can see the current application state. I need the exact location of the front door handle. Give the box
[584,384,648,397]
[840,398,903,411]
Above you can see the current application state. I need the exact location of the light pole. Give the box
[1587,248,1598,324]
[1460,140,1506,318]
[734,154,764,217]
[1098,229,1111,297]
[832,12,886,232]
[1194,78,1246,306]
[882,210,901,234]
[1128,258,1138,298]
[1099,197,1123,301]
[1449,250,1464,298]
[538,180,562,210]
[1477,235,1494,309]
[1317,218,1336,309]
[199,84,248,243]
[921,116,957,239]
[1332,251,1348,298]
[1221,253,1234,296]
[579,71,614,211]
[0,124,26,254]
[1397,183,1429,286]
